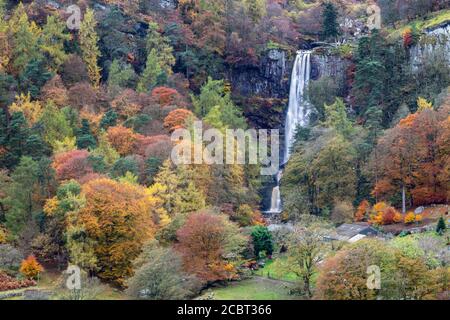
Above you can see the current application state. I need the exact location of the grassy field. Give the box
[201,277,297,300]
[254,258,299,282]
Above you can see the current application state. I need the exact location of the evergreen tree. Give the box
[145,157,162,186]
[436,217,447,235]
[107,60,136,93]
[18,58,53,98]
[251,225,273,258]
[5,156,40,237]
[100,110,118,129]
[9,3,42,75]
[321,2,340,41]
[39,101,73,150]
[137,49,165,93]
[145,22,175,75]
[79,8,101,88]
[39,15,70,71]
[76,119,97,150]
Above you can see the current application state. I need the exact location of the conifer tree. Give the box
[321,2,340,41]
[40,15,70,71]
[79,9,101,88]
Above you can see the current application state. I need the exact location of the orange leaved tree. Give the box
[67,178,157,286]
[20,255,44,280]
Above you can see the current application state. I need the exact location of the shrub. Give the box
[331,201,354,224]
[404,212,416,224]
[0,271,36,292]
[251,226,273,258]
[19,255,44,280]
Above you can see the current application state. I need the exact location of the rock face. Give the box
[410,23,450,70]
[311,52,351,83]
[229,49,292,99]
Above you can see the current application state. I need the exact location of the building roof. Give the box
[326,223,378,242]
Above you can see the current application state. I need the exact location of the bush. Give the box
[19,255,44,280]
[126,242,200,300]
[251,226,273,258]
[331,201,354,224]
[0,271,36,292]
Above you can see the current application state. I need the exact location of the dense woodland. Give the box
[0,0,449,300]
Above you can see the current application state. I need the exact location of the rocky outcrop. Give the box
[311,51,351,83]
[229,49,293,99]
[410,22,450,70]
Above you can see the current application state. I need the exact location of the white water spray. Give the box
[267,50,312,214]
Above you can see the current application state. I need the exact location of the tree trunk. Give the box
[402,184,406,214]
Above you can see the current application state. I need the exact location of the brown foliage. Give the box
[106,126,139,156]
[163,108,194,132]
[76,178,156,285]
[60,54,90,87]
[176,212,233,283]
[52,149,93,182]
[40,75,69,107]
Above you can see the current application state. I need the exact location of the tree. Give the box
[106,125,138,156]
[126,241,200,300]
[354,200,370,222]
[436,217,447,235]
[372,106,449,208]
[19,255,43,280]
[321,2,340,41]
[163,108,194,132]
[39,15,70,70]
[314,239,440,300]
[251,225,273,258]
[79,9,101,88]
[100,110,118,130]
[9,93,43,126]
[5,157,39,238]
[110,156,140,179]
[39,101,73,150]
[137,49,165,93]
[284,220,330,298]
[244,0,266,22]
[107,60,136,94]
[67,178,157,286]
[9,3,42,75]
[145,22,175,75]
[52,150,93,182]
[176,211,247,283]
[192,77,234,117]
[18,58,52,98]
[76,119,97,150]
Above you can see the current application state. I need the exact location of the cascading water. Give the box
[266,50,312,215]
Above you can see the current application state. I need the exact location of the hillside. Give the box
[0,0,449,302]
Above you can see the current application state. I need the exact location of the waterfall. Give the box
[284,51,312,162]
[266,51,312,215]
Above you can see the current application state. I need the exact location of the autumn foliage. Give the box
[151,87,185,107]
[106,126,139,156]
[373,106,449,206]
[0,271,36,291]
[176,212,241,283]
[71,178,156,286]
[19,255,44,280]
[52,149,93,181]
[163,108,194,132]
